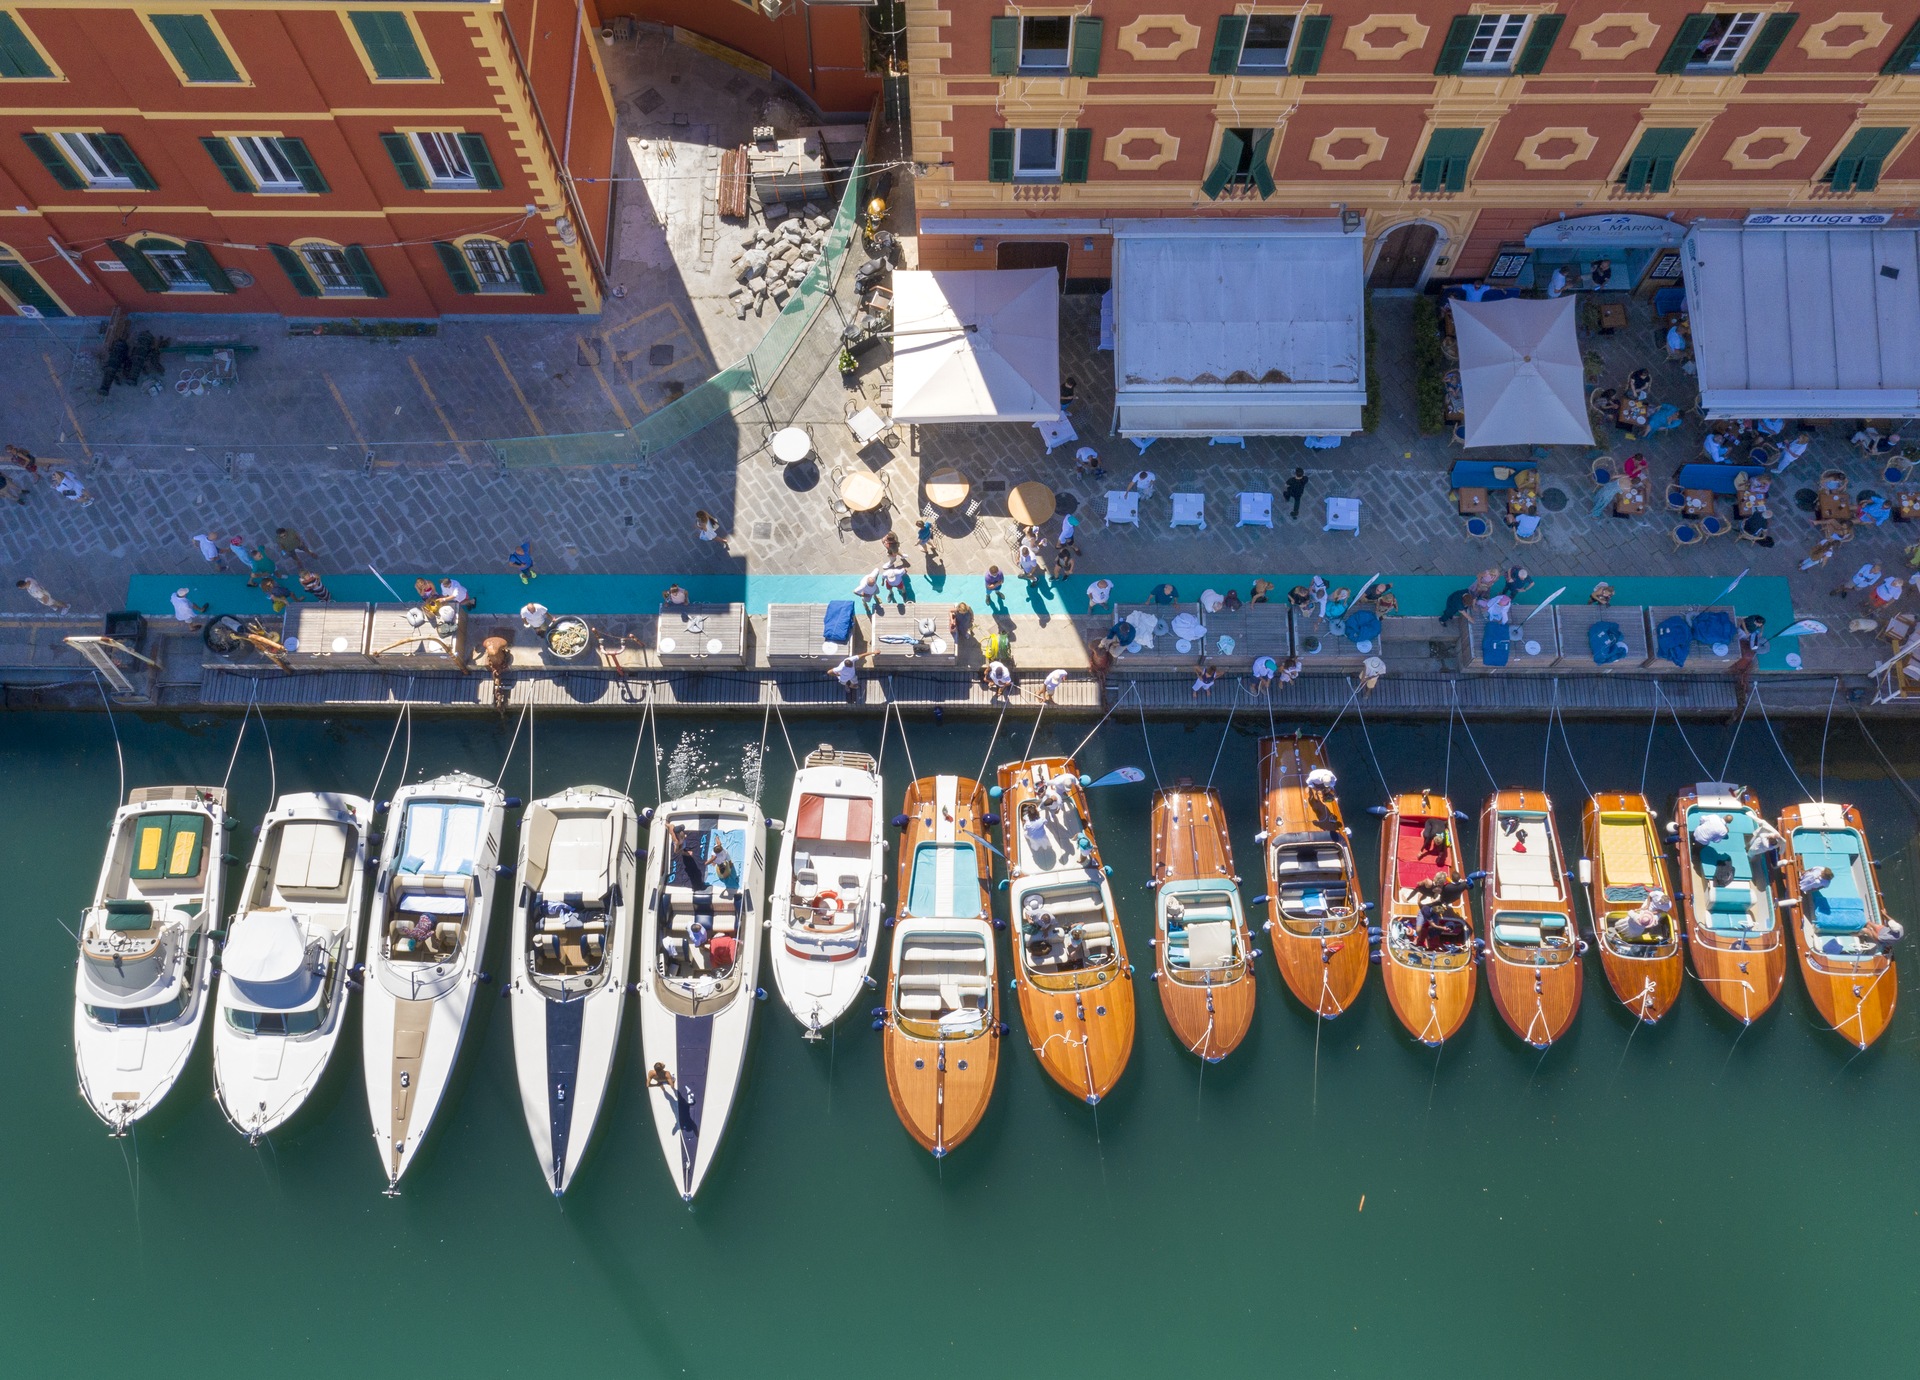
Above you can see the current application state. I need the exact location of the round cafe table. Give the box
[770,426,813,466]
[1008,480,1056,527]
[925,469,971,510]
[839,471,887,512]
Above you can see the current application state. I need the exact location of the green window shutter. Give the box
[1881,19,1920,75]
[1513,14,1563,75]
[0,13,54,78]
[1657,14,1714,74]
[457,133,501,190]
[1069,18,1102,77]
[508,240,544,294]
[1249,129,1275,199]
[1623,128,1692,191]
[435,241,476,293]
[21,133,83,190]
[1434,16,1478,76]
[344,245,387,298]
[150,14,238,83]
[276,138,328,193]
[989,16,1018,76]
[270,244,320,296]
[95,134,155,191]
[1622,150,1653,193]
[106,239,166,292]
[1419,128,1480,192]
[381,132,428,189]
[183,240,235,293]
[201,137,254,193]
[1830,127,1905,192]
[351,12,430,80]
[1210,15,1248,75]
[1290,16,1331,76]
[1061,128,1091,184]
[987,128,1014,183]
[1737,13,1797,74]
[1201,128,1245,200]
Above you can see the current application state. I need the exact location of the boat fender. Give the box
[995,1022,1009,1037]
[638,807,654,825]
[1008,976,1019,990]
[478,971,492,983]
[500,985,511,998]
[892,814,910,829]
[496,862,516,875]
[1079,775,1092,787]
[933,707,944,724]
[222,853,240,865]
[345,977,363,992]
[862,973,878,990]
[884,914,896,928]
[871,1020,885,1031]
[996,879,1008,890]
[368,832,383,846]
[1148,936,1158,947]
[208,929,228,942]
[1454,809,1470,820]
[1367,926,1382,940]
[1369,951,1382,964]
[1146,879,1159,890]
[1664,821,1679,838]
[1125,964,1135,977]
[377,800,391,813]
[1344,827,1353,837]
[505,797,522,810]
[222,814,239,829]
[755,988,768,1001]
[1102,865,1113,877]
[992,918,1007,931]
[988,787,1003,800]
[1366,806,1390,817]
[983,813,999,826]
[1149,971,1160,981]
[1251,894,1268,906]
[1254,830,1269,843]
[871,1007,886,1019]
[1249,948,1262,960]
[253,824,261,837]
[767,818,785,832]
[209,954,222,974]
[1577,938,1590,955]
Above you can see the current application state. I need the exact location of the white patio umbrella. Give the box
[888,269,1060,423]
[1453,296,1596,448]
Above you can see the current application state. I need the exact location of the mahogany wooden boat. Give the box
[1479,789,1582,1048]
[1777,801,1898,1049]
[1581,792,1682,1024]
[1377,790,1476,1045]
[1671,782,1785,1026]
[883,775,1000,1155]
[997,757,1134,1104]
[1149,782,1254,1062]
[1256,736,1368,1018]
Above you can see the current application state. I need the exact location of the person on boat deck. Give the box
[1021,802,1050,852]
[1044,773,1076,816]
[1615,890,1672,942]
[1063,929,1088,966]
[1746,818,1785,858]
[1691,813,1730,846]
[1413,903,1468,949]
[687,917,711,958]
[710,933,738,968]
[1421,818,1451,854]
[1413,869,1487,905]
[645,1062,676,1091]
[1306,766,1337,796]
[670,824,704,886]
[1799,866,1835,895]
[1863,917,1905,955]
[1073,830,1096,866]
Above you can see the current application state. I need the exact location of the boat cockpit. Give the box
[653,815,750,997]
[1268,829,1353,933]
[525,808,619,983]
[783,791,875,940]
[1161,887,1243,981]
[892,926,992,1038]
[384,798,485,965]
[1490,910,1573,965]
[1018,881,1115,978]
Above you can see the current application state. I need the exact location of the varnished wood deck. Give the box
[1150,784,1255,1061]
[1257,736,1368,1018]
[1377,791,1477,1045]
[1481,789,1582,1048]
[1673,785,1787,1026]
[1582,793,1683,1024]
[1778,801,1898,1050]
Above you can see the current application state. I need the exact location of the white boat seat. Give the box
[898,992,943,1014]
[1074,921,1113,941]
[543,811,614,907]
[540,917,607,935]
[277,820,351,895]
[793,851,817,885]
[396,891,466,915]
[432,921,461,953]
[1037,895,1103,917]
[904,944,989,963]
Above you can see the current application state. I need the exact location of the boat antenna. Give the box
[1135,690,1163,791]
[91,671,126,805]
[220,678,257,794]
[1818,677,1839,801]
[1204,683,1239,791]
[493,705,528,786]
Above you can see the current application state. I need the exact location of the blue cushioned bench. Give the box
[1449,460,1537,491]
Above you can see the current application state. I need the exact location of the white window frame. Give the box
[230,135,302,193]
[1012,127,1063,180]
[1237,14,1298,72]
[299,242,364,296]
[410,131,474,188]
[1463,13,1531,72]
[53,131,130,188]
[462,238,518,292]
[1686,12,1762,71]
[140,242,207,291]
[1017,15,1074,73]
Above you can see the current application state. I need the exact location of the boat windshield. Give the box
[1162,888,1242,978]
[226,1005,325,1035]
[87,994,188,1028]
[1017,880,1115,978]
[893,928,992,1035]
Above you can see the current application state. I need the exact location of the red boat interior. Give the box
[1395,817,1451,893]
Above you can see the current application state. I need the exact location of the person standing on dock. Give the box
[984,565,1007,611]
[1249,656,1277,695]
[982,658,1014,703]
[300,571,332,603]
[16,577,69,613]
[829,653,870,703]
[169,587,208,628]
[1191,663,1217,699]
[1037,668,1068,704]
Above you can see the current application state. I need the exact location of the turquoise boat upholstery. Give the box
[1793,829,1869,934]
[1688,807,1772,933]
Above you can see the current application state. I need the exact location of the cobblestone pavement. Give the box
[3,279,1912,683]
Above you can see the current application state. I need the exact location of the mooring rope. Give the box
[92,672,126,805]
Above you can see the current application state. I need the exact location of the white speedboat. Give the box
[214,792,373,1141]
[509,785,639,1195]
[769,745,885,1038]
[636,789,766,1201]
[74,786,229,1133]
[362,772,506,1193]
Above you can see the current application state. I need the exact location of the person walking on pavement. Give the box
[507,541,538,583]
[4,443,38,476]
[244,546,279,588]
[48,468,94,505]
[0,471,25,505]
[1283,467,1309,519]
[694,510,730,551]
[17,577,69,612]
[984,565,1006,610]
[275,526,317,567]
[854,568,882,615]
[192,532,228,569]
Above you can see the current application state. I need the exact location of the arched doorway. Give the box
[0,243,69,317]
[1368,222,1441,291]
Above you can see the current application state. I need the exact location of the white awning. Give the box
[1453,295,1595,448]
[1682,225,1920,419]
[1111,221,1366,437]
[889,269,1059,423]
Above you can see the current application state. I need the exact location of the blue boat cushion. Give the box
[1708,883,1751,915]
[1797,845,1867,934]
[1482,619,1511,667]
[822,599,855,645]
[1588,621,1628,665]
[1692,610,1736,647]
[1344,608,1381,643]
[1655,616,1691,666]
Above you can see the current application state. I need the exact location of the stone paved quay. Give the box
[2,285,1913,704]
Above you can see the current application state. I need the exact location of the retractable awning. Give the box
[1111,221,1367,437]
[1452,295,1595,447]
[888,269,1059,423]
[1682,225,1920,419]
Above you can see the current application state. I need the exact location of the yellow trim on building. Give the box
[338,8,443,86]
[0,237,72,315]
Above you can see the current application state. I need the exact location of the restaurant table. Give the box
[839,471,887,512]
[1895,491,1920,521]
[1613,482,1647,517]
[1817,490,1856,524]
[1457,486,1490,516]
[1598,303,1628,333]
[1034,416,1076,453]
[1507,490,1538,520]
[770,426,813,465]
[1735,489,1770,519]
[924,469,971,510]
[1681,489,1716,518]
[1008,481,1057,526]
[1104,490,1140,527]
[655,603,747,667]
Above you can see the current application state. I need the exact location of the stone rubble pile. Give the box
[726,203,833,319]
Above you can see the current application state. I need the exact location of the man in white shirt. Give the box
[440,577,474,609]
[1691,813,1730,846]
[169,587,207,627]
[192,532,226,569]
[1126,470,1156,498]
[520,602,551,632]
[1086,578,1113,612]
[1038,668,1068,703]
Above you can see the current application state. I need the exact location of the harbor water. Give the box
[3,705,1917,1377]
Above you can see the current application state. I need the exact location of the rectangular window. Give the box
[464,239,518,290]
[54,132,132,188]
[302,244,360,294]
[1013,127,1061,179]
[1018,16,1072,72]
[1237,15,1297,71]
[349,11,432,81]
[1202,127,1275,199]
[1463,14,1531,71]
[148,13,242,84]
[0,11,56,79]
[1620,127,1695,193]
[232,136,302,192]
[144,243,207,290]
[414,131,474,186]
[1686,12,1761,71]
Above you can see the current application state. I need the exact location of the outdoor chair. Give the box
[1665,483,1687,513]
[1464,515,1492,539]
[1591,457,1614,486]
[1671,523,1702,549]
[1514,514,1542,543]
[1698,515,1731,538]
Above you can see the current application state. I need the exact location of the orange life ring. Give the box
[810,891,842,919]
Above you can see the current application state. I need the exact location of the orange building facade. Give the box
[0,0,616,319]
[606,0,884,115]
[906,3,1920,293]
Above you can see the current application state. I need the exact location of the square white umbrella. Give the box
[1453,295,1595,448]
[889,268,1060,423]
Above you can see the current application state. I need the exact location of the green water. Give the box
[3,706,1917,1377]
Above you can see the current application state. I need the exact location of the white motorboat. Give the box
[509,785,639,1195]
[768,745,885,1038]
[74,786,229,1133]
[362,772,507,1192]
[213,792,373,1141]
[635,788,766,1201]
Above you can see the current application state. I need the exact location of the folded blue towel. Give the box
[1692,610,1736,647]
[1589,621,1627,665]
[1656,616,1691,666]
[1344,608,1381,643]
[822,600,855,644]
[1482,620,1511,667]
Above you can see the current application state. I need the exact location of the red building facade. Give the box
[0,1,616,318]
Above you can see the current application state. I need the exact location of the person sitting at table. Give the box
[1324,587,1351,619]
[1703,431,1733,464]
[1485,594,1513,625]
[1627,368,1651,400]
[1621,452,1648,481]
[1591,387,1620,420]
[1756,418,1785,436]
[1775,433,1811,473]
[1740,514,1774,546]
